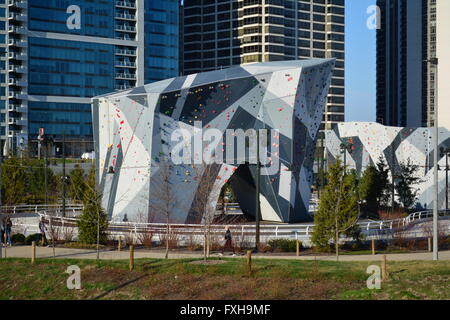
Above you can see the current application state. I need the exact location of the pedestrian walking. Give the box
[221,226,235,256]
[38,218,48,246]
[5,217,12,246]
[0,217,5,247]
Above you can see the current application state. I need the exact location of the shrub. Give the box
[11,233,26,244]
[268,239,301,252]
[77,165,108,245]
[25,233,41,245]
[137,230,154,248]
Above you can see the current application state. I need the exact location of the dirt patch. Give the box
[82,268,144,285]
[102,272,362,300]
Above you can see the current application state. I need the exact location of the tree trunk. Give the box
[165,219,169,259]
[203,232,207,261]
[206,232,210,258]
[335,219,339,262]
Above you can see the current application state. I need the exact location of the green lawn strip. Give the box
[0,258,448,300]
[338,260,450,300]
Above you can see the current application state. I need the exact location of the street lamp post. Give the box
[0,142,2,259]
[62,133,67,218]
[255,129,261,252]
[426,57,439,261]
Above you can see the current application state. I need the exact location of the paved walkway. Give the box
[2,246,450,262]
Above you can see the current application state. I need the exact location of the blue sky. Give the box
[345,0,377,122]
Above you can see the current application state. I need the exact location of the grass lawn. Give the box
[0,258,448,300]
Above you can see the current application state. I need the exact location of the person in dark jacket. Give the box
[38,218,47,246]
[221,226,235,255]
[0,217,5,247]
[5,218,12,246]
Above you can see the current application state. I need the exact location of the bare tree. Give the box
[45,211,60,258]
[191,164,222,261]
[135,209,155,249]
[149,160,178,259]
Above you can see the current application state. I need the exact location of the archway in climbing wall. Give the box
[213,165,254,224]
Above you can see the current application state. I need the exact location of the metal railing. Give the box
[1,204,83,217]
[6,204,450,243]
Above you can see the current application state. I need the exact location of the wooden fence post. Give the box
[296,240,300,257]
[428,238,432,252]
[371,239,375,255]
[118,237,121,252]
[31,241,36,264]
[246,250,252,274]
[129,245,134,271]
[381,255,388,281]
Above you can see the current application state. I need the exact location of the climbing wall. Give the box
[326,122,450,210]
[92,59,335,223]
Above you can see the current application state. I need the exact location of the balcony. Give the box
[8,12,26,21]
[8,91,26,99]
[17,119,27,126]
[8,38,19,46]
[17,105,28,112]
[116,35,135,41]
[115,49,137,56]
[115,84,133,91]
[8,38,27,48]
[115,73,136,80]
[115,1,136,9]
[115,61,136,68]
[115,24,136,32]
[8,0,27,9]
[8,52,27,60]
[8,64,27,73]
[8,26,25,34]
[9,78,28,87]
[18,39,27,47]
[8,12,19,19]
[116,13,136,20]
[7,104,27,112]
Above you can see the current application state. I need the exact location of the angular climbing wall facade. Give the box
[326,122,450,210]
[92,59,335,224]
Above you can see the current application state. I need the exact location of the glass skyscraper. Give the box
[0,0,179,156]
[182,0,345,133]
[376,0,450,129]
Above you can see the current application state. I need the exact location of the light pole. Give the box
[255,129,261,252]
[62,133,66,218]
[426,57,439,261]
[0,141,2,259]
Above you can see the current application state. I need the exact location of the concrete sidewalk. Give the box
[2,246,450,262]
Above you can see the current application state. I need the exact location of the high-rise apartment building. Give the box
[0,0,179,156]
[376,0,450,129]
[182,0,345,133]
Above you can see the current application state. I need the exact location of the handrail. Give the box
[7,205,450,242]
